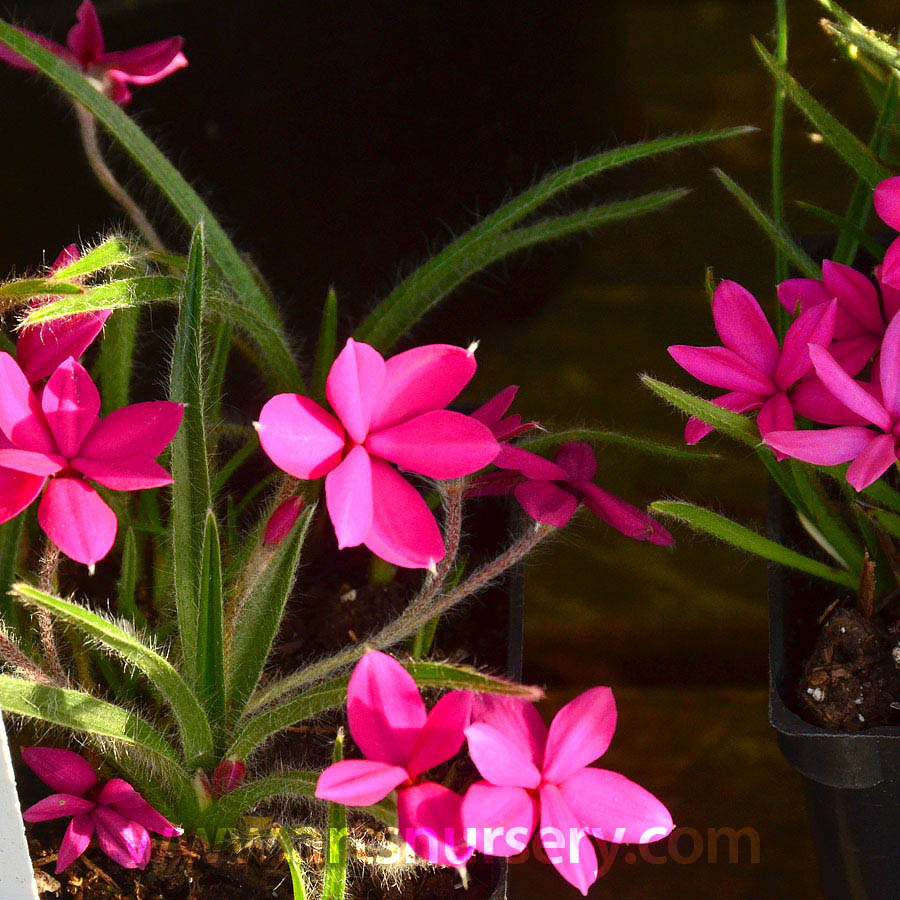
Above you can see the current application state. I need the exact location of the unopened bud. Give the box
[212,758,247,796]
[264,496,304,545]
[193,769,213,810]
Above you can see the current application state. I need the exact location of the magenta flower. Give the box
[315,650,474,867]
[669,280,838,447]
[21,747,181,873]
[256,339,500,569]
[16,244,111,384]
[765,314,900,491]
[461,691,673,895]
[0,353,183,566]
[263,496,305,546]
[778,260,899,377]
[0,1,187,105]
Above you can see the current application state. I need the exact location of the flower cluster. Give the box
[316,651,673,895]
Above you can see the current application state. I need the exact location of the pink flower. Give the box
[211,759,246,796]
[256,339,500,569]
[778,260,898,377]
[263,496,305,546]
[765,313,900,491]
[461,691,673,896]
[668,280,839,449]
[0,1,187,105]
[0,353,183,566]
[474,440,673,543]
[16,245,111,384]
[315,650,474,867]
[21,746,181,873]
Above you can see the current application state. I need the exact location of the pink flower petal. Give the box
[514,480,578,527]
[21,747,98,796]
[712,280,779,376]
[66,1,105,65]
[877,265,900,321]
[668,345,775,394]
[347,651,427,767]
[878,314,900,419]
[369,344,476,431]
[554,441,597,482]
[366,410,499,478]
[79,401,183,460]
[559,768,674,844]
[0,467,45,523]
[0,353,56,453]
[791,377,870,426]
[256,394,345,480]
[315,759,410,806]
[0,449,64,476]
[875,176,900,231]
[38,477,117,566]
[263,496,304,546]
[18,311,111,386]
[776,301,837,389]
[809,345,892,431]
[845,432,899,491]
[41,359,101,458]
[99,778,182,837]
[764,426,876,466]
[822,260,884,336]
[467,470,524,498]
[494,444,568,480]
[364,458,445,569]
[406,691,473,779]
[576,483,673,545]
[325,444,373,549]
[397,782,473,867]
[756,392,794,440]
[71,456,173,491]
[100,37,185,79]
[683,392,763,444]
[469,695,547,770]
[829,335,881,378]
[777,278,831,316]
[22,793,95,822]
[461,782,538,857]
[56,814,95,873]
[93,806,151,870]
[472,386,519,429]
[538,784,598,896]
[881,237,900,292]
[326,338,386,443]
[464,723,542,789]
[543,687,617,784]
[105,74,132,105]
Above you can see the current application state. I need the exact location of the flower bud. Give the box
[212,758,246,796]
[264,496,304,546]
[193,769,213,810]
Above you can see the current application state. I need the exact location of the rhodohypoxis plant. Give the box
[0,4,745,896]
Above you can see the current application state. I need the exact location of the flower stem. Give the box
[0,630,53,685]
[74,104,165,252]
[37,541,65,685]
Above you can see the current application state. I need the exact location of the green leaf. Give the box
[225,505,314,722]
[713,169,821,279]
[170,226,212,686]
[640,375,760,446]
[772,0,789,289]
[0,674,182,768]
[522,427,719,461]
[0,516,24,635]
[212,432,259,497]
[206,317,233,431]
[0,20,302,394]
[197,512,226,743]
[796,201,886,261]
[312,287,339,402]
[864,506,900,540]
[12,583,214,767]
[51,236,137,280]
[861,476,900,513]
[204,771,318,830]
[0,278,84,300]
[753,39,892,188]
[650,501,858,587]
[97,307,139,413]
[355,128,754,350]
[117,527,144,628]
[323,730,348,900]
[233,661,544,759]
[278,830,310,900]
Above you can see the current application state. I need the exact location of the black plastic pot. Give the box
[768,485,900,900]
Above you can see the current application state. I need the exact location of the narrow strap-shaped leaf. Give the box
[864,506,900,540]
[771,0,789,291]
[97,307,139,413]
[713,169,821,279]
[13,583,214,767]
[323,730,348,900]
[225,505,315,722]
[0,20,302,394]
[170,226,212,686]
[640,375,760,446]
[212,433,259,497]
[753,39,891,188]
[278,830,310,900]
[861,476,900,513]
[233,662,544,759]
[117,527,144,628]
[51,236,137,280]
[0,516,24,635]
[0,278,84,299]
[204,770,319,830]
[198,512,226,743]
[206,317,233,432]
[356,128,753,350]
[796,201,886,261]
[312,287,339,402]
[650,501,858,587]
[522,427,719,461]
[0,674,182,766]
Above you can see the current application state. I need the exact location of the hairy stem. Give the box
[75,104,165,252]
[0,630,53,685]
[37,542,65,685]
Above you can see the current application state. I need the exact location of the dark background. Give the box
[2,1,898,896]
